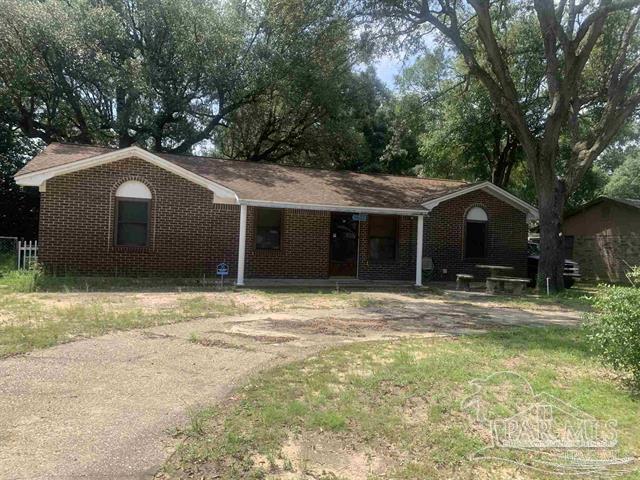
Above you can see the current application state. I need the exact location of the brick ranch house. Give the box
[15,143,538,285]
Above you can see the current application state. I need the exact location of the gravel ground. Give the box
[0,292,581,480]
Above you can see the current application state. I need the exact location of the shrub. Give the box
[0,252,16,273]
[1,264,43,292]
[585,284,640,389]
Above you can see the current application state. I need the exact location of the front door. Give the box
[329,213,358,277]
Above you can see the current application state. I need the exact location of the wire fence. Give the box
[0,236,18,273]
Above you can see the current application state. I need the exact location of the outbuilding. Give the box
[563,196,640,283]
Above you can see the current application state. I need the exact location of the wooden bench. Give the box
[486,276,530,295]
[456,274,474,291]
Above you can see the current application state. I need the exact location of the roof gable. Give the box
[16,144,239,201]
[421,181,539,220]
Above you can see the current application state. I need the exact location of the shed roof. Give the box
[616,198,640,209]
[565,196,640,218]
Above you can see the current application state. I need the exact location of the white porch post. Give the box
[237,204,247,286]
[415,215,424,287]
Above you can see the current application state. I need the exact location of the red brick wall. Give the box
[357,215,417,280]
[38,157,527,280]
[39,158,239,277]
[424,190,528,280]
[245,208,330,278]
[38,158,330,278]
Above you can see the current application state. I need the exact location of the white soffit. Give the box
[239,199,427,216]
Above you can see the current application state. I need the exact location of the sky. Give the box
[370,33,435,89]
[369,47,427,90]
[372,53,405,88]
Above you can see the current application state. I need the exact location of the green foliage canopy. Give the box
[604,151,640,199]
[0,0,358,153]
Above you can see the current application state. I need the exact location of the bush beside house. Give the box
[586,267,640,389]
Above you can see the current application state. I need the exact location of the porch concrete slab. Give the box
[242,278,416,288]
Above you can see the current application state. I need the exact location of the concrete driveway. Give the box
[0,292,580,480]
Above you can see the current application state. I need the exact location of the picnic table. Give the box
[476,264,528,294]
[476,264,514,277]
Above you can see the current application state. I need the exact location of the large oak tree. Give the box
[366,0,640,290]
[0,0,356,153]
[396,49,531,188]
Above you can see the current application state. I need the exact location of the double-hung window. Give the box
[256,208,282,249]
[369,215,398,261]
[114,181,151,247]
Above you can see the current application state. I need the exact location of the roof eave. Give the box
[14,146,239,202]
[421,181,539,221]
[239,199,428,216]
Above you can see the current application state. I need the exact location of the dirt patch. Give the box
[403,395,432,426]
[135,293,184,310]
[267,316,388,336]
[205,329,298,344]
[503,355,525,369]
[189,336,254,351]
[257,432,391,480]
[0,311,17,327]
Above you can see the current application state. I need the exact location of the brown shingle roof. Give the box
[17,143,468,210]
[17,143,116,175]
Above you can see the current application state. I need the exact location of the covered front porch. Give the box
[234,203,426,287]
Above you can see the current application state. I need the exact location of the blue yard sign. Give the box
[216,262,229,287]
[217,262,229,276]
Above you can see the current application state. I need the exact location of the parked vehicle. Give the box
[527,242,581,288]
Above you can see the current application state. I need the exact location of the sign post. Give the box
[216,262,229,287]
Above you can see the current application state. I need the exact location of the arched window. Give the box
[114,181,151,247]
[464,207,488,258]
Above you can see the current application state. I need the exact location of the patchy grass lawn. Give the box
[160,327,640,480]
[489,283,598,311]
[0,292,249,357]
[0,271,590,359]
[0,276,373,357]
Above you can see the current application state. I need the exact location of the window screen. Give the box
[116,200,150,247]
[256,208,282,249]
[369,215,397,261]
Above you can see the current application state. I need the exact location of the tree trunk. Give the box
[116,88,135,148]
[490,134,519,188]
[536,178,566,292]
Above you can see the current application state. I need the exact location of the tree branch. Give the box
[574,0,640,44]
